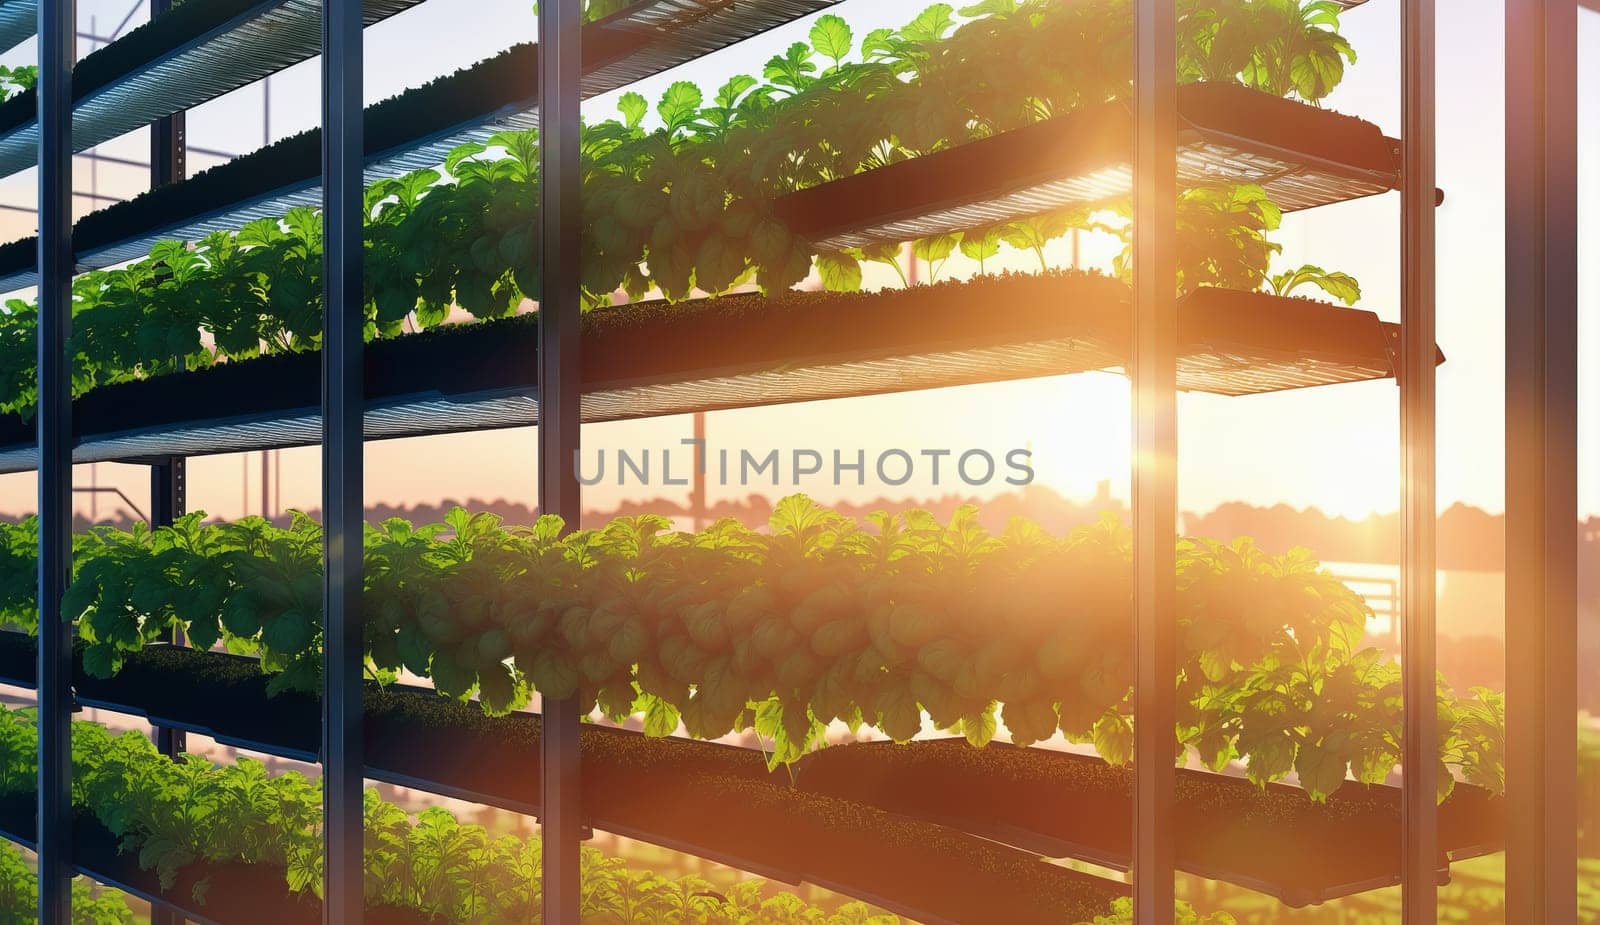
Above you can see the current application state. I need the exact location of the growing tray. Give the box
[775,82,1408,251]
[0,0,838,293]
[0,0,428,181]
[796,738,1506,908]
[0,0,33,55]
[0,636,1127,925]
[0,793,437,925]
[0,634,1501,912]
[0,273,1430,473]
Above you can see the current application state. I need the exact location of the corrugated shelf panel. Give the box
[777,82,1406,251]
[0,0,838,293]
[0,275,1426,473]
[0,0,33,55]
[0,0,426,181]
[583,0,832,88]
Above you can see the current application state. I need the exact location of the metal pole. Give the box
[691,413,706,531]
[538,0,583,921]
[1505,0,1580,921]
[148,458,186,925]
[1130,0,1176,922]
[321,0,364,922]
[150,12,186,193]
[149,459,187,754]
[1398,0,1439,921]
[148,0,189,804]
[36,0,75,922]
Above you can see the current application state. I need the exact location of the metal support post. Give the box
[1505,0,1580,921]
[1399,1,1439,921]
[36,0,76,921]
[148,1,190,813]
[1130,0,1177,922]
[149,459,188,757]
[538,0,583,921]
[149,0,185,192]
[148,457,185,925]
[321,0,365,922]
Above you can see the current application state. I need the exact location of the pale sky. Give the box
[0,0,1594,524]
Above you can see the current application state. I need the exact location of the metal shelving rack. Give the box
[12,0,1583,923]
[0,0,843,293]
[0,0,427,179]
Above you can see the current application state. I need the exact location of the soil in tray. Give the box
[0,630,34,687]
[795,739,1506,907]
[73,645,323,756]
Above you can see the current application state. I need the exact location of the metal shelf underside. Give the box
[0,0,426,181]
[0,281,1412,474]
[0,637,1124,925]
[0,634,1499,914]
[778,84,1404,251]
[0,0,34,55]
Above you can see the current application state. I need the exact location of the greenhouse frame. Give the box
[0,0,1586,923]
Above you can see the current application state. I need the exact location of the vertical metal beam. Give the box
[1399,0,1439,921]
[149,1,189,814]
[321,0,364,922]
[149,13,190,925]
[537,0,583,921]
[1505,0,1579,921]
[690,412,707,531]
[36,1,75,922]
[149,458,188,750]
[148,459,185,925]
[149,0,185,193]
[1130,0,1176,922]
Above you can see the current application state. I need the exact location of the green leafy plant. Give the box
[0,492,1505,801]
[0,65,36,102]
[1267,263,1362,305]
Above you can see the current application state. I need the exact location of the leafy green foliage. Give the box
[1268,263,1362,305]
[0,65,36,102]
[0,0,1363,421]
[0,493,1504,800]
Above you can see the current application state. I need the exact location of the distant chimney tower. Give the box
[1095,479,1111,506]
